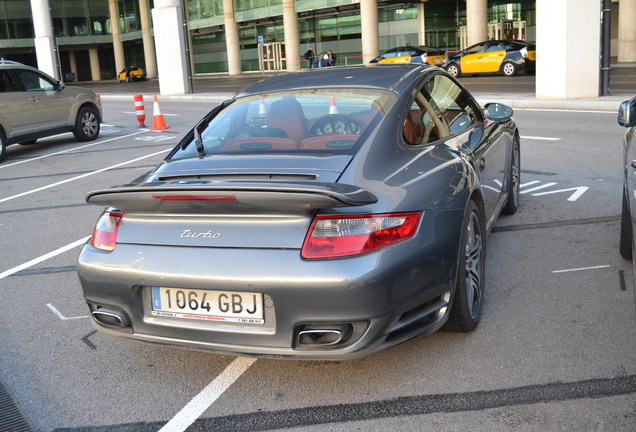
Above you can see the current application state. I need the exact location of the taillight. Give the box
[90,210,123,252]
[302,212,422,259]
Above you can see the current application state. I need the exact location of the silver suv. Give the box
[0,61,102,162]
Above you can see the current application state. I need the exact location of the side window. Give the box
[0,70,18,92]
[13,69,56,91]
[486,43,506,52]
[402,91,444,146]
[425,74,481,135]
[466,43,486,55]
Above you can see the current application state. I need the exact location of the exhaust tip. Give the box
[298,329,344,346]
[91,308,130,329]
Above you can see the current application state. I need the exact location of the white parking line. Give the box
[515,108,614,114]
[46,303,88,320]
[552,265,610,274]
[0,148,170,204]
[0,130,147,170]
[521,135,561,141]
[0,236,89,281]
[159,357,257,432]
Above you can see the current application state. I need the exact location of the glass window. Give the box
[0,70,18,92]
[13,69,56,91]
[425,74,480,136]
[171,89,397,159]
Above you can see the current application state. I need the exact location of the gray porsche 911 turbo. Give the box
[77,64,520,360]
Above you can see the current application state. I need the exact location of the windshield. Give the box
[171,89,396,159]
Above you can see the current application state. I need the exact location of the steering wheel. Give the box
[309,115,362,137]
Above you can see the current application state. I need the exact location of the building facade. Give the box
[0,0,634,98]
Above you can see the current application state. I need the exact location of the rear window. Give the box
[171,89,396,159]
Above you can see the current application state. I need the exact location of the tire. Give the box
[445,199,486,332]
[502,61,517,77]
[502,135,520,215]
[73,106,100,142]
[126,75,132,83]
[446,63,460,77]
[0,129,6,162]
[620,186,633,259]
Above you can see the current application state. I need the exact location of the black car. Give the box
[78,64,521,360]
[443,40,536,77]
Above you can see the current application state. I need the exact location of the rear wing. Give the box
[86,180,377,213]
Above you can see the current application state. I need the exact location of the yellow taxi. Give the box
[371,46,446,66]
[118,66,146,82]
[442,40,536,77]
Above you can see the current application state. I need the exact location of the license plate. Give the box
[151,287,264,324]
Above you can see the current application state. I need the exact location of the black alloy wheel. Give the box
[502,135,520,214]
[445,199,485,332]
[620,186,633,259]
[73,106,100,141]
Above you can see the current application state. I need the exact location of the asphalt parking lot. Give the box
[1,65,636,431]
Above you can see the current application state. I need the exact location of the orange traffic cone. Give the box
[329,96,338,114]
[150,96,169,131]
[134,94,145,127]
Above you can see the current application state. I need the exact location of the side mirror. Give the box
[56,80,65,91]
[618,96,636,127]
[484,103,513,121]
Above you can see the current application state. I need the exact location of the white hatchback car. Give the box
[0,61,102,162]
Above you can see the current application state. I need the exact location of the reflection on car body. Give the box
[443,39,536,77]
[77,64,521,360]
[371,46,446,66]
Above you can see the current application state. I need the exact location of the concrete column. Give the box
[618,0,636,62]
[89,48,101,81]
[222,0,242,75]
[108,0,126,74]
[139,0,158,78]
[417,3,426,46]
[152,0,190,94]
[360,0,379,64]
[282,0,300,71]
[69,51,78,80]
[536,0,600,99]
[30,0,58,79]
[466,0,488,46]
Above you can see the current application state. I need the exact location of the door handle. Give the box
[28,96,39,102]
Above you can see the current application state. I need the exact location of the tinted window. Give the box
[0,70,18,92]
[171,89,397,159]
[13,69,55,91]
[466,43,486,55]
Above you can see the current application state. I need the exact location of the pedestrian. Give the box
[304,46,315,69]
[323,51,330,67]
[328,50,337,66]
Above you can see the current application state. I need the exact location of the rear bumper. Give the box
[77,209,464,360]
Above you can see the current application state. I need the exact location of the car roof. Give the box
[234,64,439,98]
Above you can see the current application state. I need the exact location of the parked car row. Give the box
[371,40,536,78]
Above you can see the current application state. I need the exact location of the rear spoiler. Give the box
[86,180,377,213]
